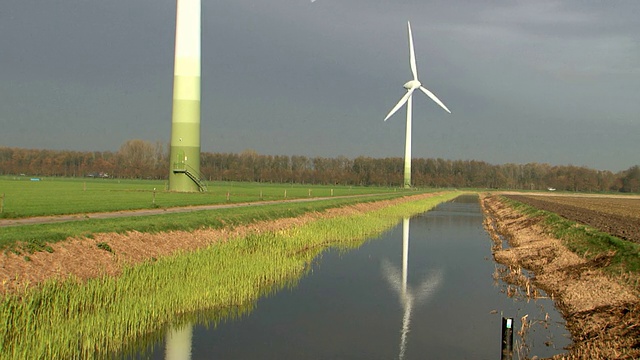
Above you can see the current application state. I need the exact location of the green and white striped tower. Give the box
[169,0,202,192]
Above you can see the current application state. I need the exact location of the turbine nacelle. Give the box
[384,21,451,122]
[403,80,421,90]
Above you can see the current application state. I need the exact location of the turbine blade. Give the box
[419,86,451,113]
[408,21,418,81]
[384,89,414,121]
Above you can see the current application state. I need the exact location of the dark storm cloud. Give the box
[0,0,638,171]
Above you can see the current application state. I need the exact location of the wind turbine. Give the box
[384,21,451,189]
[382,217,442,359]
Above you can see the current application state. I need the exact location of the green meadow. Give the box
[0,176,397,218]
[0,176,435,251]
[0,191,461,359]
[0,194,412,251]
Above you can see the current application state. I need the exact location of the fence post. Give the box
[501,317,514,360]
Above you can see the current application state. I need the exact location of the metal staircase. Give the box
[173,162,208,192]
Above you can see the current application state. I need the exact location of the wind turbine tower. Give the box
[169,0,204,192]
[384,21,451,189]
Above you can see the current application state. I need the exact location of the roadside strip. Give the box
[0,193,401,228]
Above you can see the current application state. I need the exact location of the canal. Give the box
[130,195,570,359]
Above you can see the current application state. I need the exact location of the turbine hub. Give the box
[403,79,421,90]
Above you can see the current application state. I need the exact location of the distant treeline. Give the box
[0,140,638,193]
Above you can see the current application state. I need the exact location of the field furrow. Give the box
[503,194,640,244]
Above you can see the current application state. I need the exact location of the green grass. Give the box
[501,196,640,274]
[0,191,461,359]
[0,194,417,252]
[0,176,399,218]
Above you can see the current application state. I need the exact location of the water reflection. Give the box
[126,196,569,359]
[165,324,192,360]
[382,217,442,360]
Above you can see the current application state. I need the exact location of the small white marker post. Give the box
[501,317,514,360]
[284,190,287,199]
[152,188,156,205]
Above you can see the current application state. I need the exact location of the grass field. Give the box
[0,195,414,251]
[0,176,399,218]
[0,177,431,251]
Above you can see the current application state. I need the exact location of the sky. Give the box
[0,0,638,172]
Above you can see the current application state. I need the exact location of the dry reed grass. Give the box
[481,193,640,359]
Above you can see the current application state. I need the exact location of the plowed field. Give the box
[502,194,640,244]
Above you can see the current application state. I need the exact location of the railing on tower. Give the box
[172,161,207,192]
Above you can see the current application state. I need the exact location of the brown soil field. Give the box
[501,193,640,244]
[481,193,640,359]
[0,193,441,295]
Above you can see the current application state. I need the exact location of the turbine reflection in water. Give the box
[382,217,442,360]
[165,324,193,360]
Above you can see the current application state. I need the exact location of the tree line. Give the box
[0,140,638,193]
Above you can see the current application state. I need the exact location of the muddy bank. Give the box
[481,193,640,359]
[0,193,443,295]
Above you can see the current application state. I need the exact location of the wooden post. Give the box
[284,190,287,199]
[331,189,334,196]
[501,317,514,360]
[226,191,230,201]
[1,193,4,214]
[83,182,86,191]
[260,190,263,200]
[308,189,311,197]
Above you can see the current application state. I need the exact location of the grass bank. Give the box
[501,196,640,275]
[0,192,461,359]
[1,193,417,252]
